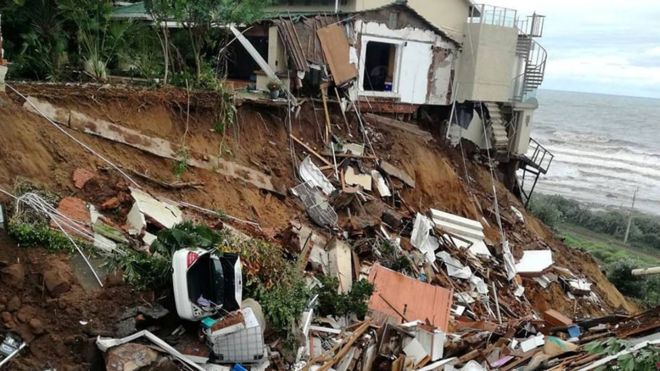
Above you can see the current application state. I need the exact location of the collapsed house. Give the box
[0,1,651,370]
[113,0,554,208]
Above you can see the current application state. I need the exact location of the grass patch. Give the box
[558,223,660,267]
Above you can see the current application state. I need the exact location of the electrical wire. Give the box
[1,187,105,287]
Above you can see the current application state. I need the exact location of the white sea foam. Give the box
[523,90,660,215]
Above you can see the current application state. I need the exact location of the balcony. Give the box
[468,4,518,28]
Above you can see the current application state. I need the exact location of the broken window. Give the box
[225,34,268,82]
[362,41,397,92]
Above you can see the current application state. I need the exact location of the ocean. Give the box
[527,89,660,216]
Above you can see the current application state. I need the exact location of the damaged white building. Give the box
[113,0,553,206]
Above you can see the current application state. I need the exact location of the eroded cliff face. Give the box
[0,82,636,369]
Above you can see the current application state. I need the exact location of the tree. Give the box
[144,0,175,84]
[607,259,644,298]
[2,0,68,80]
[171,0,263,79]
[58,0,133,81]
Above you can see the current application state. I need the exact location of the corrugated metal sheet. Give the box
[367,264,452,331]
[274,19,310,73]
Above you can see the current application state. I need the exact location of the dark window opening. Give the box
[363,41,397,92]
[226,36,268,81]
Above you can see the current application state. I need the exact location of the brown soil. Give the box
[2,83,298,231]
[0,231,142,370]
[0,82,639,366]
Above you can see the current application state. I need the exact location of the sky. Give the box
[485,0,660,98]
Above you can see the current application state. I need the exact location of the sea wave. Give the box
[543,146,660,169]
[549,154,660,181]
[543,137,660,159]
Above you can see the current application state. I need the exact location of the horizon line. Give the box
[540,88,660,100]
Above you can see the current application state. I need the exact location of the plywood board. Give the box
[367,264,452,331]
[317,24,357,85]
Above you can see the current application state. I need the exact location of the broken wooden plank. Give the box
[24,97,280,194]
[363,113,432,140]
[380,160,415,188]
[290,134,333,166]
[317,24,357,86]
[318,320,372,371]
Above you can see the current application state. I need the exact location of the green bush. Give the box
[606,259,660,307]
[315,276,374,318]
[529,194,660,252]
[7,218,76,252]
[606,260,644,298]
[254,266,312,347]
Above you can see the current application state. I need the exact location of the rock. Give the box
[72,168,96,189]
[1,263,25,288]
[14,323,34,343]
[43,268,72,297]
[103,270,124,287]
[7,295,21,312]
[101,197,120,210]
[144,358,180,371]
[29,318,44,335]
[106,343,159,371]
[16,305,38,324]
[0,295,6,304]
[1,311,13,325]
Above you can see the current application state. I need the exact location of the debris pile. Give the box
[0,82,655,370]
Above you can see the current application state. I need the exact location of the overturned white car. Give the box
[172,249,242,321]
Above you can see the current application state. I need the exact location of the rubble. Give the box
[379,160,416,189]
[515,249,553,275]
[0,66,656,370]
[367,264,452,330]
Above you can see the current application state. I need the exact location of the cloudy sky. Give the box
[486,0,660,98]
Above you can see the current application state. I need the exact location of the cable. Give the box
[478,103,507,246]
[5,83,141,188]
[1,187,105,287]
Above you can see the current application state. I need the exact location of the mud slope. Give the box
[0,83,636,319]
[1,84,298,230]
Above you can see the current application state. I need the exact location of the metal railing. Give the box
[468,4,518,28]
[526,137,553,174]
[518,13,545,38]
[512,37,547,101]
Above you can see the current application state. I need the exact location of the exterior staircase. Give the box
[518,137,554,207]
[514,20,547,101]
[484,102,509,156]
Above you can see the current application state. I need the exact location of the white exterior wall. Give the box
[428,50,455,104]
[510,101,538,155]
[455,23,518,102]
[353,19,456,105]
[407,0,470,42]
[352,0,469,42]
[460,113,489,149]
